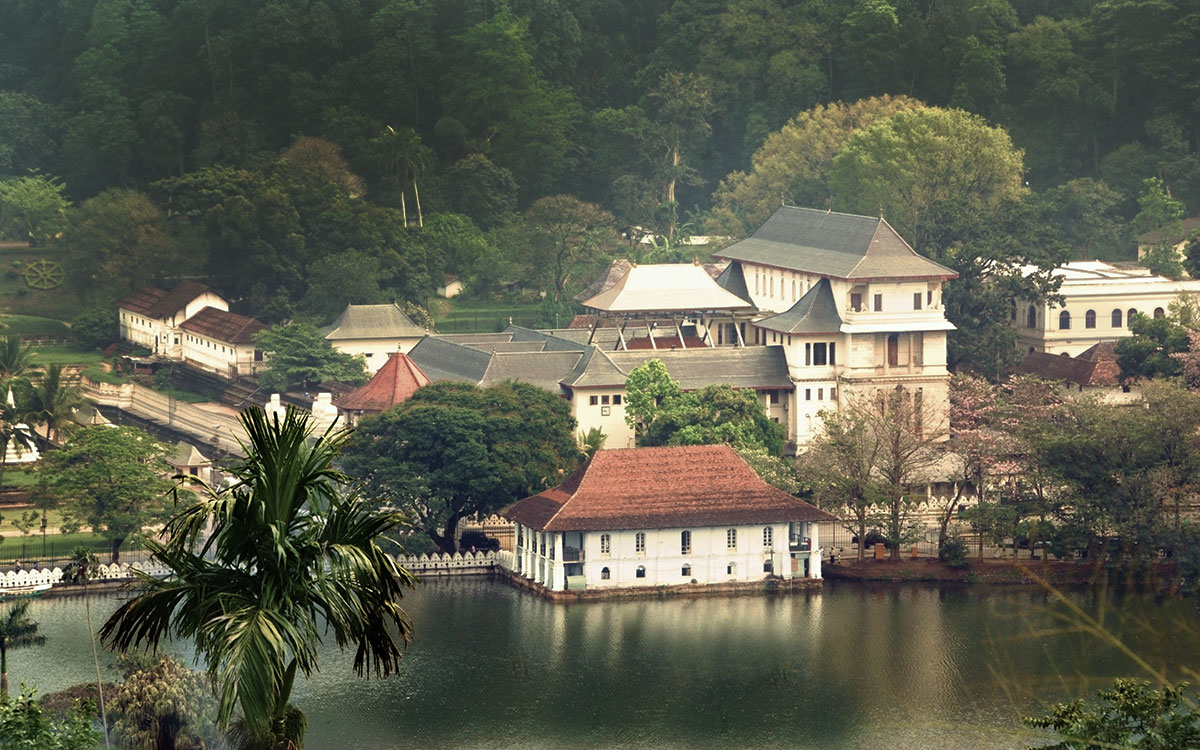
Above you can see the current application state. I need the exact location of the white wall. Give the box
[571,389,634,449]
[182,332,261,377]
[331,336,423,373]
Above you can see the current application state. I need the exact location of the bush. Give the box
[938,536,970,569]
[70,305,119,350]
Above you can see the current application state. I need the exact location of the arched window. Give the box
[1154,307,1166,319]
[727,562,737,576]
[1112,309,1123,328]
[1027,305,1037,328]
[1127,309,1137,327]
[1085,310,1096,329]
[600,567,610,580]
[680,530,692,555]
[635,566,646,578]
[1058,310,1071,330]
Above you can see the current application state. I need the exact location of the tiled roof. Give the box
[503,445,835,531]
[714,205,956,281]
[406,336,493,383]
[581,263,754,313]
[478,351,585,392]
[754,278,843,334]
[166,441,210,468]
[336,352,431,412]
[117,281,214,318]
[1137,217,1200,245]
[321,303,424,340]
[180,307,267,344]
[609,347,792,390]
[715,261,752,304]
[560,347,628,388]
[1015,348,1121,388]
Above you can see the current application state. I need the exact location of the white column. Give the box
[809,522,822,580]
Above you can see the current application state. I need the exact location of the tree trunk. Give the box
[889,496,901,561]
[84,586,111,749]
[1,641,8,701]
[399,190,408,228]
[413,178,423,228]
[856,516,867,562]
[111,537,123,564]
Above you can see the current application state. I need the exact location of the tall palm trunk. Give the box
[399,190,408,228]
[412,178,423,228]
[1,640,9,701]
[86,588,110,748]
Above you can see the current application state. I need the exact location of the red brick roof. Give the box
[179,307,267,344]
[117,281,213,318]
[335,352,431,412]
[1015,344,1121,388]
[503,444,835,532]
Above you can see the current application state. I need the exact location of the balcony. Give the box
[563,546,585,562]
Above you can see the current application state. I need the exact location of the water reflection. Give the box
[10,580,1199,750]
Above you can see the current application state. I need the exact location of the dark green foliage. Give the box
[342,381,579,553]
[69,306,118,351]
[252,323,368,392]
[1023,679,1200,750]
[937,536,969,569]
[0,690,99,750]
[1115,313,1189,381]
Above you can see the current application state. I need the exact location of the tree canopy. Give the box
[252,323,368,392]
[35,425,174,562]
[342,380,579,553]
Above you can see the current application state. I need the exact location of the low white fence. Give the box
[1,559,172,590]
[395,551,499,575]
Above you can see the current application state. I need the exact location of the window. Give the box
[927,290,933,306]
[681,565,692,577]
[818,388,823,400]
[805,343,811,365]
[1085,309,1096,329]
[727,563,736,575]
[792,280,796,298]
[589,395,598,406]
[601,395,610,405]
[601,567,610,580]
[636,566,646,578]
[1154,307,1166,319]
[874,294,883,312]
[768,273,774,297]
[635,532,646,554]
[600,533,611,556]
[763,527,774,547]
[613,394,622,405]
[850,292,863,311]
[755,272,760,295]
[769,391,779,404]
[1028,306,1037,328]
[887,333,899,367]
[1058,310,1071,330]
[1112,309,1123,328]
[913,292,922,310]
[763,559,774,573]
[829,342,836,365]
[681,530,692,555]
[813,343,828,366]
[805,388,811,401]
[830,387,838,400]
[1127,309,1137,327]
[727,528,737,550]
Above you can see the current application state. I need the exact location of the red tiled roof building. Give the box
[502,444,835,593]
[335,352,431,424]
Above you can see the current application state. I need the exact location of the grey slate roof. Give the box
[754,278,843,334]
[560,347,628,388]
[506,326,590,352]
[406,336,493,383]
[715,262,752,304]
[608,347,792,390]
[321,303,424,340]
[479,351,585,392]
[167,441,211,468]
[714,205,956,281]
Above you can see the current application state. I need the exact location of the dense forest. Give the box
[1,0,1198,374]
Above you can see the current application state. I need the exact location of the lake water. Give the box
[9,578,1199,749]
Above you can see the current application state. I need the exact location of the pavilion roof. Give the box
[503,445,835,531]
[581,262,753,313]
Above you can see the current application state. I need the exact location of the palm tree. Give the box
[0,390,34,488]
[30,363,84,443]
[0,336,38,381]
[0,600,45,701]
[64,546,109,749]
[373,126,433,228]
[101,407,416,749]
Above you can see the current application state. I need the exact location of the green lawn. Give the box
[433,298,546,333]
[81,364,129,384]
[30,343,108,367]
[0,530,121,563]
[2,314,70,337]
[0,248,85,320]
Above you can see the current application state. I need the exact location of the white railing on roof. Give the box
[0,559,173,590]
[394,550,498,575]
